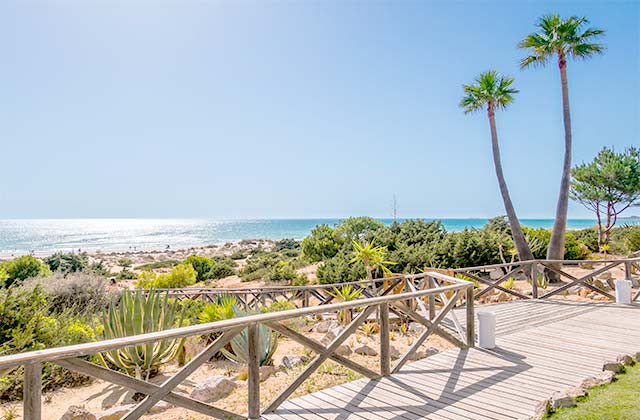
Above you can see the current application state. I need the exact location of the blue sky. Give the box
[1,0,638,219]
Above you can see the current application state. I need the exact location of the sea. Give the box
[2,218,636,257]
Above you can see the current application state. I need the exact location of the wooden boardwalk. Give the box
[263,300,640,420]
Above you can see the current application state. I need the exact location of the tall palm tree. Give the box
[519,14,605,262]
[460,71,534,262]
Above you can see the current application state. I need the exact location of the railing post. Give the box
[625,261,632,279]
[466,286,475,348]
[303,290,309,308]
[379,303,390,376]
[247,323,261,420]
[24,362,41,420]
[427,276,436,321]
[530,262,538,299]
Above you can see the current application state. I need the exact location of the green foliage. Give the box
[265,261,303,284]
[1,256,51,287]
[184,255,216,282]
[328,285,362,325]
[273,239,301,257]
[0,286,95,400]
[135,260,180,271]
[301,224,340,262]
[43,252,89,275]
[459,70,518,114]
[209,258,236,279]
[570,146,640,245]
[334,217,385,242]
[350,240,395,279]
[564,233,591,260]
[98,290,185,380]
[621,225,640,252]
[136,263,197,289]
[317,250,365,284]
[198,296,237,324]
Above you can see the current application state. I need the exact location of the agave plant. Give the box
[198,295,237,324]
[98,290,185,380]
[220,306,278,366]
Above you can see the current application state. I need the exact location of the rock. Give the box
[581,371,616,388]
[566,386,587,399]
[617,354,635,366]
[313,320,340,333]
[579,289,590,298]
[354,344,378,356]
[321,326,345,345]
[389,345,401,360]
[495,291,510,302]
[408,323,425,334]
[60,406,96,420]
[281,355,308,369]
[532,399,550,420]
[550,391,576,409]
[259,366,277,382]
[148,401,173,414]
[334,344,352,356]
[593,279,608,291]
[633,351,640,362]
[630,278,639,288]
[95,405,135,420]
[190,376,237,403]
[599,271,612,280]
[489,269,503,280]
[602,361,623,373]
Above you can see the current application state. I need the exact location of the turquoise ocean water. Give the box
[1,218,633,256]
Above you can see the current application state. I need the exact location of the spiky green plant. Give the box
[350,240,395,280]
[198,295,237,324]
[220,306,278,366]
[98,290,185,380]
[328,285,363,325]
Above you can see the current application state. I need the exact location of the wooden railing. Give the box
[0,272,474,420]
[452,256,640,302]
[160,256,640,308]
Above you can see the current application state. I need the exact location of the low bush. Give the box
[0,286,96,400]
[209,258,236,279]
[183,255,216,282]
[135,260,179,271]
[23,273,112,315]
[1,256,51,287]
[136,263,197,289]
[43,252,88,274]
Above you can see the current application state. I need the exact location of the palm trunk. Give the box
[547,53,572,262]
[488,105,534,262]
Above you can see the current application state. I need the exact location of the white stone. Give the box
[60,406,96,420]
[354,344,378,356]
[389,345,401,360]
[190,376,237,403]
[602,361,623,373]
[321,326,345,345]
[334,344,352,356]
[95,405,135,420]
[281,355,308,369]
[149,401,173,414]
[313,320,341,333]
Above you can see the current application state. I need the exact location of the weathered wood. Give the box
[428,275,436,320]
[466,286,475,347]
[392,290,460,373]
[55,358,243,420]
[267,322,379,379]
[379,303,390,376]
[23,362,41,420]
[248,323,261,419]
[263,305,377,413]
[121,328,241,420]
[530,262,538,299]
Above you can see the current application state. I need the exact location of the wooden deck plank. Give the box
[266,301,640,420]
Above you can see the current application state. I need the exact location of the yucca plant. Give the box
[98,290,185,380]
[350,240,396,280]
[328,285,363,325]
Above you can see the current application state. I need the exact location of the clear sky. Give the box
[1,0,638,219]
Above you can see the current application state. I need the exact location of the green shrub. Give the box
[622,225,640,252]
[183,255,216,282]
[265,261,300,284]
[230,250,249,260]
[135,260,179,271]
[301,224,340,262]
[209,258,236,279]
[317,251,365,284]
[43,252,88,274]
[239,253,281,281]
[564,233,591,260]
[2,256,51,287]
[0,286,95,400]
[136,263,197,289]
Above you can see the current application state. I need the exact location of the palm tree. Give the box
[519,14,605,262]
[350,240,395,280]
[460,71,534,262]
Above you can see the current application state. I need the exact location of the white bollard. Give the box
[615,279,632,305]
[477,311,496,349]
